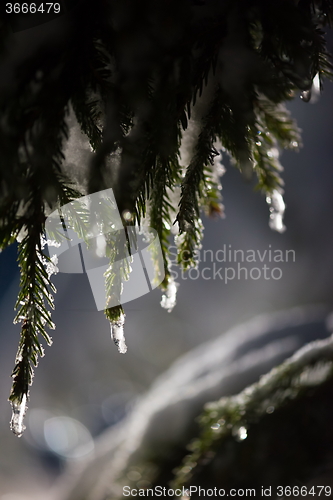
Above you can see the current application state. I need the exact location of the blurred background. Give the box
[1,31,333,500]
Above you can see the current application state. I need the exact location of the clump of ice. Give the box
[160,278,179,313]
[110,311,127,354]
[10,394,27,438]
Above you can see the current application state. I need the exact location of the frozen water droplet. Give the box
[266,189,286,233]
[10,394,27,437]
[110,312,127,354]
[234,425,247,442]
[311,72,320,103]
[267,147,279,159]
[163,220,171,230]
[300,89,311,103]
[160,278,179,312]
[122,210,133,222]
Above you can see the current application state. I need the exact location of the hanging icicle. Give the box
[10,394,27,438]
[110,311,127,354]
[266,189,286,233]
[160,277,179,313]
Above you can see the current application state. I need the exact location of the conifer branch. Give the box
[201,163,225,219]
[171,335,333,490]
[150,156,180,287]
[0,0,333,436]
[104,227,134,353]
[176,89,246,269]
[9,193,53,410]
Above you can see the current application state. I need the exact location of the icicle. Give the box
[160,277,179,313]
[300,73,321,104]
[311,73,321,101]
[110,311,127,354]
[266,189,286,233]
[10,394,27,437]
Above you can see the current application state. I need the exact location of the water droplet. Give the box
[110,311,127,353]
[234,425,248,441]
[127,470,142,482]
[266,406,275,414]
[267,147,279,159]
[122,210,133,222]
[181,465,193,474]
[300,89,311,103]
[211,423,220,431]
[290,140,298,149]
[10,394,27,437]
[256,140,262,146]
